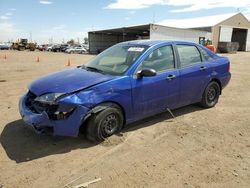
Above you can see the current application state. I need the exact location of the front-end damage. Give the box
[19,75,132,137]
[19,91,90,137]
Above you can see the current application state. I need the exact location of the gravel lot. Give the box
[0,50,249,188]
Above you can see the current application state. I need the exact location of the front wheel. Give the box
[200,81,220,108]
[86,104,124,142]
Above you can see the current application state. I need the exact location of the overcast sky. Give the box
[0,0,250,44]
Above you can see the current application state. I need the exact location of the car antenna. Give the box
[166,108,175,119]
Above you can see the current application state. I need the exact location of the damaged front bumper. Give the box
[19,92,90,137]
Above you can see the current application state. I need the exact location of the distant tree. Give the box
[67,39,75,45]
[84,37,88,44]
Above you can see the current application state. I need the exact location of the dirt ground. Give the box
[0,50,249,188]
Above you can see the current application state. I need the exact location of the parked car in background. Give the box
[60,44,70,52]
[81,44,89,51]
[37,44,47,51]
[51,44,61,52]
[19,40,231,142]
[46,45,53,51]
[65,46,87,54]
[0,44,10,50]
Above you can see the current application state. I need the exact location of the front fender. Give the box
[72,77,134,123]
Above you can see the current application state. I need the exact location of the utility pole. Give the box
[29,31,32,42]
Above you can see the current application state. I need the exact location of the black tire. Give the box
[86,103,124,142]
[200,81,220,108]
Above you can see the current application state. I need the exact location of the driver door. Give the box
[131,45,180,120]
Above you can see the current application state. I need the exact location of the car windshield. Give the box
[85,44,148,75]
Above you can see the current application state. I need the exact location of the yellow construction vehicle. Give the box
[11,39,36,51]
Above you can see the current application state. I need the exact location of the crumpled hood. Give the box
[29,68,115,96]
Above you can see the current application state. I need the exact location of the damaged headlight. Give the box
[34,93,65,104]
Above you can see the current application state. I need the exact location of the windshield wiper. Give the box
[85,66,104,74]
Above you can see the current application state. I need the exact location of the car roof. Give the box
[119,40,198,47]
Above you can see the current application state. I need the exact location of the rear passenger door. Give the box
[176,44,212,106]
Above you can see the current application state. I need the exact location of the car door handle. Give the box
[166,74,176,80]
[200,66,207,71]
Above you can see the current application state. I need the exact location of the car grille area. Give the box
[25,91,58,118]
[25,91,38,113]
[25,91,73,120]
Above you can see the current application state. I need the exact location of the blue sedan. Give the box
[19,40,231,142]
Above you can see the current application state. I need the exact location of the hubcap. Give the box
[207,87,216,103]
[101,113,119,136]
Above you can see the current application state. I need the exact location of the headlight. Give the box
[34,93,65,104]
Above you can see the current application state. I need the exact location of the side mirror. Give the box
[137,68,157,78]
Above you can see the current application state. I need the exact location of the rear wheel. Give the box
[200,81,220,108]
[86,103,124,142]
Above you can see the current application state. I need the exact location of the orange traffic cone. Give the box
[67,58,71,66]
[36,56,40,63]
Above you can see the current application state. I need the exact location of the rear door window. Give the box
[176,45,202,67]
[198,47,214,62]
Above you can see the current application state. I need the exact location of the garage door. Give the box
[219,27,233,42]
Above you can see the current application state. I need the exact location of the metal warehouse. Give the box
[88,24,210,54]
[88,13,250,53]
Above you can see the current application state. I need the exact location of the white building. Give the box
[88,13,250,53]
[159,13,250,51]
